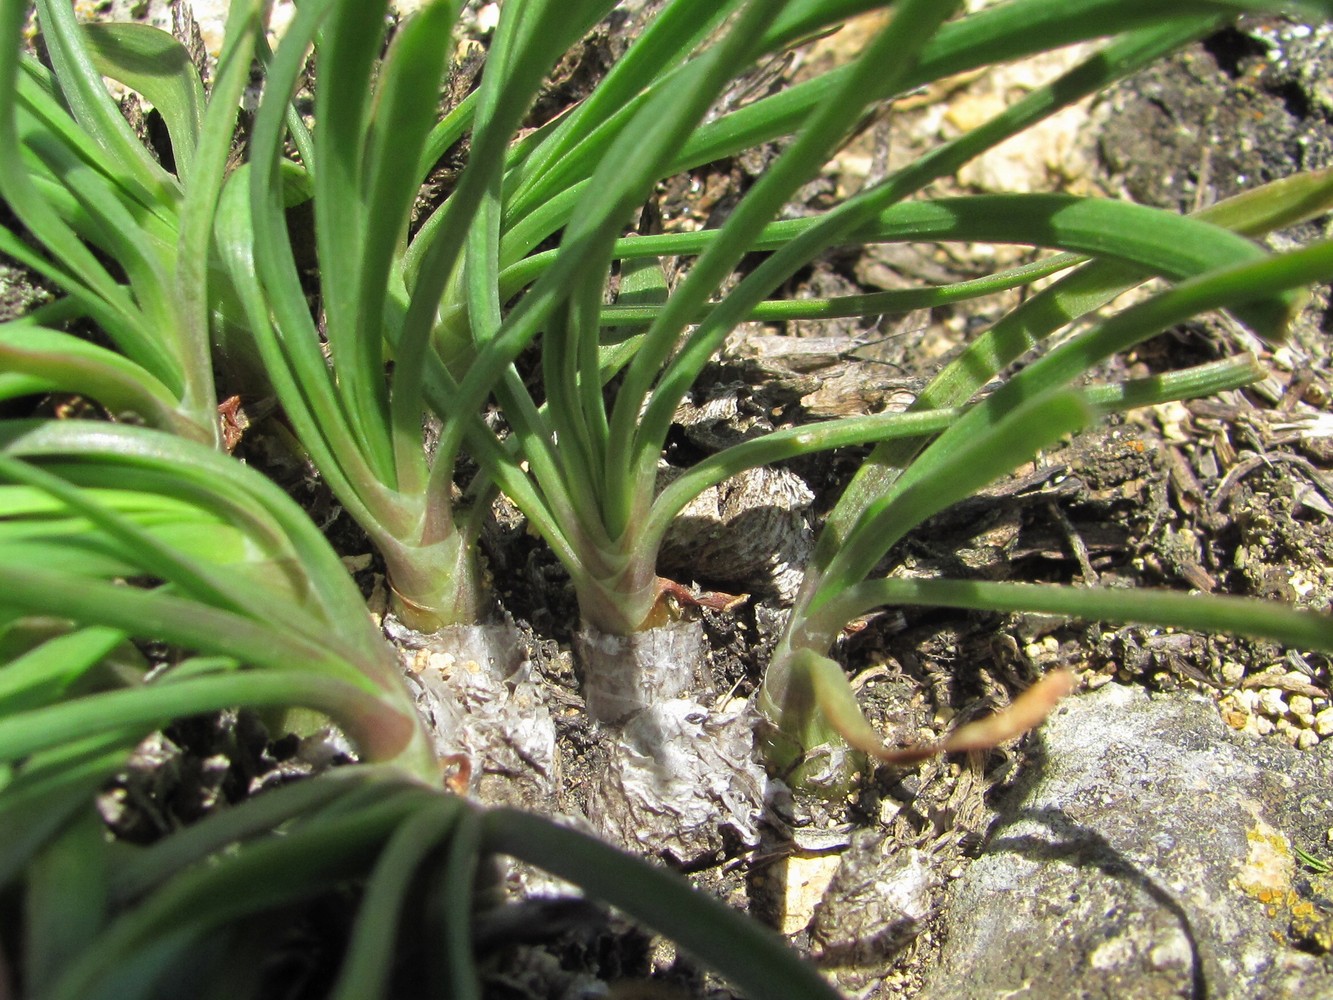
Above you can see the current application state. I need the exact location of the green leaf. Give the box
[802,168,1333,612]
[825,577,1333,654]
[0,323,183,430]
[0,662,411,766]
[330,799,463,1000]
[0,421,370,631]
[0,625,128,715]
[0,733,132,886]
[357,0,461,494]
[24,811,112,997]
[483,808,843,1000]
[805,391,1094,631]
[45,793,431,1000]
[81,22,205,182]
[31,0,178,207]
[107,769,405,900]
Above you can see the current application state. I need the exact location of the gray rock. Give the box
[921,683,1333,1000]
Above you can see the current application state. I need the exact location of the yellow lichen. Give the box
[1235,818,1295,906]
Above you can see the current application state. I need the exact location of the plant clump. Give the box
[4,0,1333,996]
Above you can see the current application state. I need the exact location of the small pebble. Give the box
[1221,661,1246,686]
[1258,688,1288,717]
[1297,730,1320,750]
[1314,707,1333,737]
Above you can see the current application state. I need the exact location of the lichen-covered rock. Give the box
[921,683,1333,1000]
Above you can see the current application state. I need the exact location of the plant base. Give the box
[385,617,558,807]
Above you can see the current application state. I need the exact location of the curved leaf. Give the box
[82,22,205,181]
[482,808,842,1000]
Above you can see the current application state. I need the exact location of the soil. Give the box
[6,6,1333,1000]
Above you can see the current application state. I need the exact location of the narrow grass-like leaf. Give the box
[596,253,1080,328]
[796,169,1333,627]
[108,769,414,901]
[427,807,482,1000]
[797,390,1093,645]
[482,808,841,1000]
[0,733,133,886]
[647,409,965,539]
[24,811,111,997]
[170,0,266,439]
[501,0,745,220]
[358,0,461,494]
[0,421,371,634]
[0,665,413,766]
[684,2,1225,171]
[0,323,184,423]
[31,0,176,207]
[1085,356,1265,416]
[45,792,434,1000]
[882,239,1333,517]
[0,453,272,621]
[612,0,961,522]
[81,22,204,181]
[502,7,1221,256]
[508,193,1290,341]
[0,625,127,714]
[0,46,168,387]
[810,578,1333,655]
[330,799,462,1000]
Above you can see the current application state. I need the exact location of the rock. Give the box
[921,683,1333,1000]
[778,852,843,936]
[809,835,934,965]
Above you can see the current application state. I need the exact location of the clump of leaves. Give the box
[0,421,838,1000]
[6,0,1333,994]
[760,168,1333,787]
[0,0,266,444]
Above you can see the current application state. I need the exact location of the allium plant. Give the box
[757,169,1333,786]
[0,421,837,1000]
[0,0,265,444]
[5,0,1333,992]
[433,0,1261,638]
[409,0,1333,772]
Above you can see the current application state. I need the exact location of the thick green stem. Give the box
[755,642,864,795]
[377,529,483,632]
[568,549,660,636]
